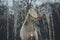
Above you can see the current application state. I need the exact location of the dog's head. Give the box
[28,7,45,19]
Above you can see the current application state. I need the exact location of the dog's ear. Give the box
[28,8,38,18]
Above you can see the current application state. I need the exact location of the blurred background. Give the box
[0,0,60,40]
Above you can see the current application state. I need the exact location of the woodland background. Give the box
[0,0,60,40]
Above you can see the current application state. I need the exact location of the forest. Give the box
[0,0,60,40]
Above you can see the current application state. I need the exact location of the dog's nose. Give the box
[37,13,45,19]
